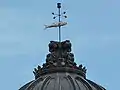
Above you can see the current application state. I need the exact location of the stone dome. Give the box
[19,72,105,90]
[19,40,106,90]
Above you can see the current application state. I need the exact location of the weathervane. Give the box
[44,3,67,42]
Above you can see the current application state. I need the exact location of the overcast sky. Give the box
[0,0,120,90]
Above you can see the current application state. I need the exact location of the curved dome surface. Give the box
[19,40,106,90]
[19,72,105,90]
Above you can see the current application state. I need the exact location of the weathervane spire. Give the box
[52,3,67,42]
[45,3,67,42]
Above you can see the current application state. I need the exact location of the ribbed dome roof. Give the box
[19,40,106,90]
[19,73,105,90]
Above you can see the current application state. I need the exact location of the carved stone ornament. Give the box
[33,40,87,79]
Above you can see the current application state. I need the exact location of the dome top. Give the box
[33,40,87,79]
[19,2,106,90]
[19,40,106,90]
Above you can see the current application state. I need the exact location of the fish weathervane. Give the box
[44,3,67,42]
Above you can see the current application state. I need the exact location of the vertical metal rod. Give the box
[57,3,61,42]
[58,7,61,42]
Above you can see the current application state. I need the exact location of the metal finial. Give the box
[52,3,67,42]
[57,3,61,8]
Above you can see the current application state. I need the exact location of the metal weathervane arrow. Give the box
[44,3,67,42]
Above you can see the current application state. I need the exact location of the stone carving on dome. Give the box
[33,40,87,79]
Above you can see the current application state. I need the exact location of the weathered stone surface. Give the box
[19,73,106,90]
[33,40,86,79]
[19,40,106,90]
